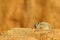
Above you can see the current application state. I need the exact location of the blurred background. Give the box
[0,0,60,32]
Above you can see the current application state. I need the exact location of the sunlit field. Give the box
[0,0,60,40]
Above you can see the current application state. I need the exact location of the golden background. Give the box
[0,0,60,32]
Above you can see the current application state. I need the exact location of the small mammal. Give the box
[34,22,52,30]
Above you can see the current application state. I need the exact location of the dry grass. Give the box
[0,28,60,40]
[0,0,60,32]
[0,0,60,40]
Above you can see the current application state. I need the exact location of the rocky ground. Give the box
[0,28,60,40]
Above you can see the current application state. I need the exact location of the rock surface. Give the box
[0,28,60,40]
